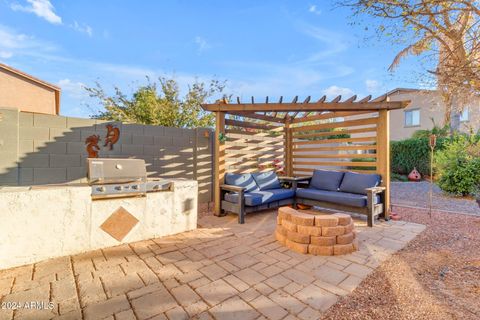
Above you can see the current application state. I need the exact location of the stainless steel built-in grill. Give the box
[87,158,171,199]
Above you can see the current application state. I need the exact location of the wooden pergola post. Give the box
[284,115,293,176]
[214,111,225,216]
[376,109,390,219]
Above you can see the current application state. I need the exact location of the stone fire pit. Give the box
[275,207,358,256]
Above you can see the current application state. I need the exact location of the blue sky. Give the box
[0,0,421,117]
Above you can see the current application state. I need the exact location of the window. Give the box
[460,108,469,122]
[404,109,420,127]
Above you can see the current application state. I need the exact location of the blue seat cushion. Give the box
[225,173,259,193]
[310,169,345,191]
[225,188,294,206]
[252,171,282,190]
[339,172,381,195]
[296,188,380,208]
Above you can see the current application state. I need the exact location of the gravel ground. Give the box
[322,207,480,320]
[391,182,480,215]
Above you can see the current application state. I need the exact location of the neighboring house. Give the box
[0,63,60,115]
[381,88,479,141]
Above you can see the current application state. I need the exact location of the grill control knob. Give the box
[96,186,106,192]
[131,185,138,190]
[114,186,123,191]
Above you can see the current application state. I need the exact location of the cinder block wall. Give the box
[0,108,213,203]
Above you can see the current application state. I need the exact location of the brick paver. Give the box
[0,210,425,320]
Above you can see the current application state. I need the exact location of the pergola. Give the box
[202,94,409,220]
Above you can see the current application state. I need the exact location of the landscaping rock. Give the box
[322,226,345,237]
[308,244,334,256]
[286,231,310,244]
[282,220,297,232]
[334,244,354,256]
[310,236,336,246]
[286,239,308,254]
[332,213,351,226]
[290,212,315,226]
[314,215,339,227]
[337,233,354,245]
[297,225,322,236]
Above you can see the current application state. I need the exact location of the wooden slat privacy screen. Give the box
[224,115,285,174]
[202,95,406,218]
[291,112,378,176]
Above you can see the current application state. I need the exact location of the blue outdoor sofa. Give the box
[221,169,386,226]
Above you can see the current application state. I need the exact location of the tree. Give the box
[86,77,226,128]
[340,0,480,132]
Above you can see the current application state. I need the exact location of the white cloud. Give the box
[322,85,355,99]
[194,36,211,53]
[365,79,381,93]
[298,24,348,62]
[11,0,62,25]
[71,21,93,37]
[0,24,56,58]
[308,5,321,15]
[0,26,28,49]
[0,51,13,59]
[57,78,87,97]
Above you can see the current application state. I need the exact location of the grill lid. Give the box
[87,158,147,185]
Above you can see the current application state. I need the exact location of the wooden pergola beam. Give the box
[292,110,374,124]
[227,111,285,124]
[201,101,409,112]
[225,119,281,131]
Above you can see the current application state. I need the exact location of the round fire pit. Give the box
[275,207,358,256]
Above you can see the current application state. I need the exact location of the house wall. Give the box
[0,68,58,115]
[0,108,213,203]
[388,91,480,141]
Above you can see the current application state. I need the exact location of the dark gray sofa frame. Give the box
[220,176,306,224]
[295,177,386,227]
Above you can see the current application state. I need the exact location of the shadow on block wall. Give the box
[0,108,213,203]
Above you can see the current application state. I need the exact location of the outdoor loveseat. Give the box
[295,169,386,227]
[221,169,386,226]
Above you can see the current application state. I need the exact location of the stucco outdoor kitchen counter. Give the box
[0,179,198,270]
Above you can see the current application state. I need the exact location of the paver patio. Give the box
[0,211,425,320]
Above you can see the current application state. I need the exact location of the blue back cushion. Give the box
[339,172,381,195]
[252,171,282,191]
[225,173,259,192]
[310,169,345,191]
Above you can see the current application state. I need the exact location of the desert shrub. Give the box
[390,137,446,176]
[435,134,480,196]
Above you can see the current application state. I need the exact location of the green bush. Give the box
[390,137,446,176]
[391,173,409,182]
[347,158,376,171]
[435,134,480,196]
[411,119,450,139]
